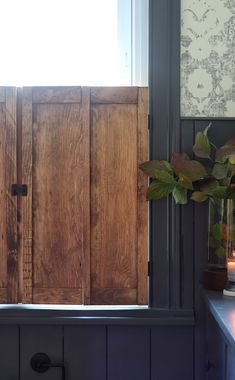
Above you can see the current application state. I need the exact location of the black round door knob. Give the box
[30,352,51,373]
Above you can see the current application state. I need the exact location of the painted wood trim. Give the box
[21,87,33,303]
[0,326,19,378]
[20,326,63,380]
[64,326,106,379]
[107,326,150,380]
[149,0,181,308]
[5,87,18,303]
[180,121,194,310]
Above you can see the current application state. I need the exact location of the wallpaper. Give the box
[181,0,235,117]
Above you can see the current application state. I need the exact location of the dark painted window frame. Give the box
[148,0,182,309]
[0,0,187,320]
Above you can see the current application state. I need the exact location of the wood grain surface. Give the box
[21,87,33,303]
[0,88,18,303]
[0,102,7,293]
[6,88,18,303]
[0,86,148,305]
[21,87,90,304]
[137,88,148,304]
[90,87,138,104]
[32,86,81,103]
[90,88,148,305]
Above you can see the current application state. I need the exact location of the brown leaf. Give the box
[171,153,207,182]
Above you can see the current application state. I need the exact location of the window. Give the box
[0,1,149,306]
[0,0,148,86]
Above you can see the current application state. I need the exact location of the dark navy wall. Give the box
[0,324,194,380]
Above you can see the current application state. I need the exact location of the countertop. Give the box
[205,290,235,349]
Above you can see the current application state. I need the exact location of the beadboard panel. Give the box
[0,326,19,379]
[151,326,194,380]
[64,326,106,380]
[107,326,150,380]
[20,326,63,380]
[0,324,194,380]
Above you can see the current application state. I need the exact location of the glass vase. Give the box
[204,199,235,290]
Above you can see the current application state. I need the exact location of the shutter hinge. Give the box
[148,261,151,277]
[11,184,28,196]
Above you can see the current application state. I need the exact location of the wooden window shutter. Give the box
[90,87,148,305]
[0,86,148,305]
[21,87,90,304]
[0,87,18,303]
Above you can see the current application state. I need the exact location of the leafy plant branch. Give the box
[140,123,235,204]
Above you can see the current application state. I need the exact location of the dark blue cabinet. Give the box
[206,307,235,380]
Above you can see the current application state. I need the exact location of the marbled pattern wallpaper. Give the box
[181,0,235,117]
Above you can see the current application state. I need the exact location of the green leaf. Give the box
[215,246,226,258]
[193,131,211,158]
[171,153,207,182]
[172,184,188,204]
[216,144,235,163]
[207,186,228,199]
[212,163,228,180]
[178,174,193,190]
[211,223,223,241]
[139,160,172,178]
[154,169,176,184]
[146,181,174,200]
[191,191,208,202]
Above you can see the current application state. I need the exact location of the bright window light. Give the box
[0,0,148,86]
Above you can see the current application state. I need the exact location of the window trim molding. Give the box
[149,0,181,308]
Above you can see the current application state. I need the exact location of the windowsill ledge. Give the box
[0,304,195,325]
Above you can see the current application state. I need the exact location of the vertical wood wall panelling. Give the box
[180,120,194,309]
[0,326,19,377]
[107,326,150,380]
[6,88,18,303]
[0,87,7,302]
[149,0,170,308]
[22,87,33,303]
[169,0,181,309]
[151,326,194,380]
[26,86,89,304]
[90,87,148,305]
[64,326,106,380]
[20,326,63,380]
[149,0,181,308]
[137,88,148,304]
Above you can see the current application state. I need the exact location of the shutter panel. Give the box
[0,87,18,303]
[90,87,148,305]
[21,87,90,304]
